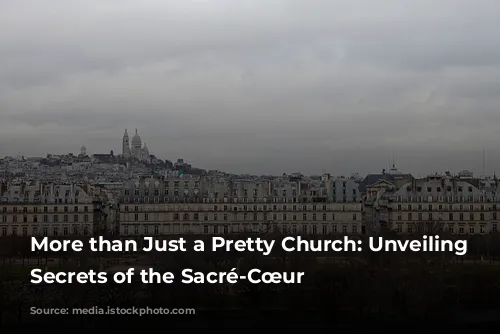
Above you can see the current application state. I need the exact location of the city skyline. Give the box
[0,139,496,179]
[2,0,500,176]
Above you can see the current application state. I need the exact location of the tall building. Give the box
[122,129,130,158]
[122,129,149,161]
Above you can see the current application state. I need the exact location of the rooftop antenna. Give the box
[482,147,486,176]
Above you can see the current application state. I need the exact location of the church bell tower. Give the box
[122,129,131,157]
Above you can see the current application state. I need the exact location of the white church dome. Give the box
[132,129,142,147]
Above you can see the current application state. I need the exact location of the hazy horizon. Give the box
[2,0,500,176]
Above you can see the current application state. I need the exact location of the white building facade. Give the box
[122,129,150,162]
[0,182,96,237]
[118,175,363,236]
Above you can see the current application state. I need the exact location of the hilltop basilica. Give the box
[122,129,150,161]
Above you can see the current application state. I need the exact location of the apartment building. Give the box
[118,174,363,236]
[386,174,500,235]
[0,182,96,237]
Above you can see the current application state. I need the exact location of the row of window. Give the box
[406,185,475,193]
[1,206,90,213]
[122,196,358,204]
[394,212,497,221]
[123,204,360,212]
[121,223,363,235]
[1,214,90,223]
[123,212,359,222]
[393,223,498,234]
[128,180,349,190]
[0,225,91,237]
[395,204,498,211]
[30,189,80,197]
[7,198,84,205]
[124,188,342,198]
[394,195,495,203]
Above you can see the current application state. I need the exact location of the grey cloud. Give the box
[1,0,500,175]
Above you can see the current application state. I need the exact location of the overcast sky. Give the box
[1,0,500,176]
